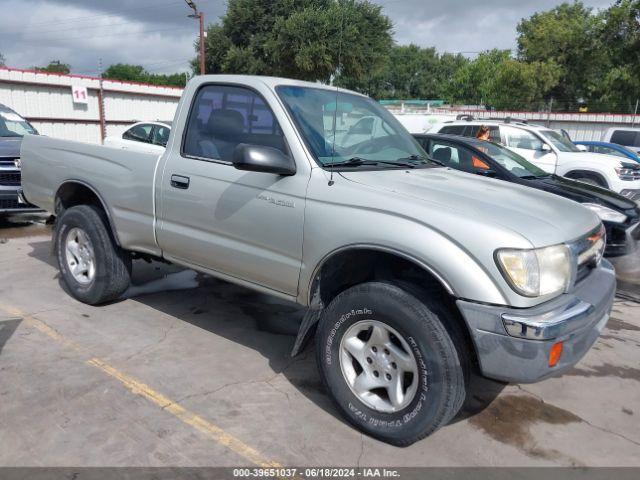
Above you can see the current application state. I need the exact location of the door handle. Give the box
[170,174,190,189]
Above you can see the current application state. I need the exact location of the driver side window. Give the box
[502,126,543,150]
[182,84,288,162]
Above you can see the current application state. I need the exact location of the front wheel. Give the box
[55,205,131,305]
[316,282,468,446]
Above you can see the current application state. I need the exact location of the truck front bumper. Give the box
[456,260,616,383]
[0,185,43,214]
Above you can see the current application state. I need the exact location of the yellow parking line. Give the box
[1,304,282,468]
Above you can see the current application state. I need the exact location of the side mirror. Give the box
[575,144,587,152]
[540,143,552,152]
[232,144,296,176]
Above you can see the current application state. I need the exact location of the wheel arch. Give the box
[307,245,456,307]
[54,180,122,246]
[564,169,609,188]
[293,245,478,368]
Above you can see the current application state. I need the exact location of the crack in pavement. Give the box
[356,433,365,468]
[123,320,180,362]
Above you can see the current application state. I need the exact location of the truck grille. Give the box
[620,189,640,202]
[0,171,21,186]
[0,198,21,209]
[572,225,606,284]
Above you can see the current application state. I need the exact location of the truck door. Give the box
[156,83,308,297]
[501,125,557,173]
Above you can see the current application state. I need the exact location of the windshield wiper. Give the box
[397,154,445,167]
[326,157,417,168]
[520,174,551,179]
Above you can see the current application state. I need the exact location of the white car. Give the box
[602,127,640,154]
[430,119,640,199]
[104,121,171,154]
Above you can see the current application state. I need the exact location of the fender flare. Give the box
[55,179,123,247]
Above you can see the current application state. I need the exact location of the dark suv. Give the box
[0,104,42,215]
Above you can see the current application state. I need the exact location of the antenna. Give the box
[329,1,346,187]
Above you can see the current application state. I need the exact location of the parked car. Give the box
[0,103,42,216]
[104,121,171,154]
[602,127,640,154]
[20,75,615,446]
[414,133,640,257]
[575,141,640,163]
[430,118,640,200]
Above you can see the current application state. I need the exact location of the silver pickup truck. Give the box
[20,75,615,446]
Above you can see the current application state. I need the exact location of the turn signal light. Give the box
[549,342,563,367]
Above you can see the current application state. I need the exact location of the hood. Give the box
[0,137,22,159]
[530,175,638,212]
[340,167,600,247]
[562,151,631,167]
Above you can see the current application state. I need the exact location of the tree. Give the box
[35,60,71,74]
[102,63,188,87]
[103,64,147,82]
[348,45,468,99]
[593,0,640,112]
[446,49,511,105]
[0,52,5,67]
[486,60,560,110]
[196,0,393,85]
[516,1,601,109]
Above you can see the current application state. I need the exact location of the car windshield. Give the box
[476,141,549,178]
[0,110,37,137]
[276,85,432,168]
[540,130,580,152]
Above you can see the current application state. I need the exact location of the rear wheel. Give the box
[316,282,468,446]
[55,205,131,305]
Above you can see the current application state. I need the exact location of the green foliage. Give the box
[35,60,71,74]
[348,45,468,99]
[592,0,640,112]
[196,0,393,84]
[446,49,511,105]
[102,63,188,87]
[182,0,636,113]
[516,1,602,108]
[0,52,5,67]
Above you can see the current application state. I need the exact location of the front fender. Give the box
[297,197,515,307]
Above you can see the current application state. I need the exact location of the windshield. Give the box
[540,130,580,152]
[0,110,37,137]
[276,85,431,168]
[476,141,549,178]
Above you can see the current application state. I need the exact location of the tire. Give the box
[55,205,131,305]
[316,282,468,446]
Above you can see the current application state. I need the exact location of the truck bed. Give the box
[20,134,161,255]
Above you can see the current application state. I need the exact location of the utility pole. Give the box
[632,99,639,128]
[185,0,205,75]
[546,98,553,128]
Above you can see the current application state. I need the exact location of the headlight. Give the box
[582,203,627,224]
[615,164,640,181]
[496,244,571,297]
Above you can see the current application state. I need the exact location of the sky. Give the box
[0,0,615,77]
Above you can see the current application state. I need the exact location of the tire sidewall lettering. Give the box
[325,307,372,366]
[325,307,432,429]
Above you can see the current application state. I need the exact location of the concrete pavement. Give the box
[1,215,639,467]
